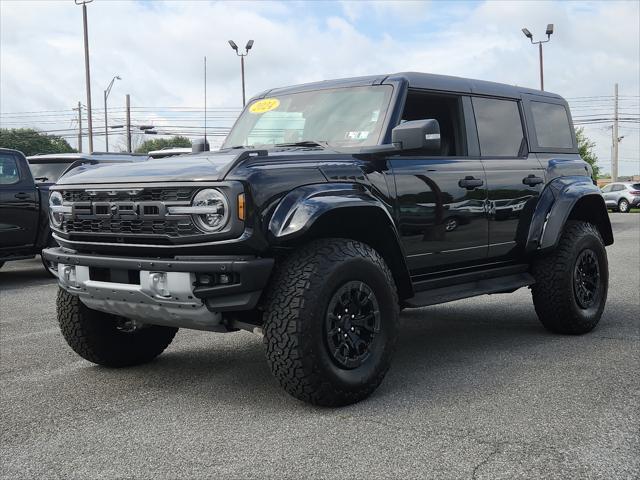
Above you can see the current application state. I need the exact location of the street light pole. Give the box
[228,40,254,107]
[521,24,554,91]
[103,75,121,152]
[76,0,94,152]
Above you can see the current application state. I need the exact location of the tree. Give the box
[135,136,192,154]
[0,128,76,156]
[575,127,600,179]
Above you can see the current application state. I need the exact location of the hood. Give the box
[56,152,240,185]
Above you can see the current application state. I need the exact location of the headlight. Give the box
[190,188,229,232]
[49,191,65,228]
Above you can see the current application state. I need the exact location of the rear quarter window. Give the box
[530,101,574,149]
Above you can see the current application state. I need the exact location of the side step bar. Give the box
[403,272,535,308]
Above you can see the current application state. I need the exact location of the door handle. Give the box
[14,193,30,200]
[522,174,543,186]
[458,176,484,189]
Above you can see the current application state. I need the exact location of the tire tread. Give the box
[263,238,399,406]
[531,220,607,334]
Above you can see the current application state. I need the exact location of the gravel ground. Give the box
[1,213,638,479]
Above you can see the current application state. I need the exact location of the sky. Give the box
[1,0,638,175]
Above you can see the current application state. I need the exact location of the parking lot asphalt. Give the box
[1,214,638,479]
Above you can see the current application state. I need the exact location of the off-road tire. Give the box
[618,198,630,213]
[531,221,608,334]
[263,238,399,406]
[57,288,178,367]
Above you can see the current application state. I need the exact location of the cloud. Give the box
[0,0,638,173]
[340,0,432,24]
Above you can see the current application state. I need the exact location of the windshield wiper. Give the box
[273,140,328,149]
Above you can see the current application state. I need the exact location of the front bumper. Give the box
[43,247,274,331]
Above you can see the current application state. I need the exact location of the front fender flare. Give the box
[268,183,395,241]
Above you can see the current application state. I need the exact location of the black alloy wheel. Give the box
[325,281,381,370]
[573,249,600,309]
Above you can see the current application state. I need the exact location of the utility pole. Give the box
[521,24,554,91]
[75,101,83,153]
[76,0,94,152]
[612,83,619,182]
[126,94,132,153]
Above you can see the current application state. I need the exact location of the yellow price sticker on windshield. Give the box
[249,98,280,114]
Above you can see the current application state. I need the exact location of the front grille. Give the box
[62,218,198,236]
[58,186,200,240]
[62,187,194,203]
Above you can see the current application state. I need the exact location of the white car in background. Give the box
[601,182,640,213]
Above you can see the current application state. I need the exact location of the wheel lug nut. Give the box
[338,327,341,332]
[350,327,355,332]
[351,314,354,318]
[344,333,348,338]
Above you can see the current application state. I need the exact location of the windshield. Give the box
[28,162,72,182]
[223,85,393,149]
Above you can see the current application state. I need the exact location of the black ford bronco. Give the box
[44,72,613,406]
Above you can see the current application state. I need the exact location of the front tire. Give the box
[263,239,399,406]
[531,221,608,334]
[618,198,630,213]
[57,288,178,367]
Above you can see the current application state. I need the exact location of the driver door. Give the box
[0,152,39,249]
[389,91,488,275]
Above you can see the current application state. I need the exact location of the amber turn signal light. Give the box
[238,193,245,220]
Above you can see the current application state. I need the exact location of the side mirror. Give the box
[391,119,441,152]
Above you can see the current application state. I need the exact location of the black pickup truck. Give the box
[0,148,56,273]
[44,72,613,406]
[0,149,147,274]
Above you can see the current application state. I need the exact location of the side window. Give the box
[613,184,625,192]
[601,184,612,193]
[530,101,574,149]
[472,97,525,157]
[400,91,467,156]
[0,154,21,185]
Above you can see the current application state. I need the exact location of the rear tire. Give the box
[618,198,630,213]
[263,239,399,406]
[531,221,608,334]
[57,288,178,367]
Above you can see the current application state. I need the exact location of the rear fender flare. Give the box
[526,176,613,253]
